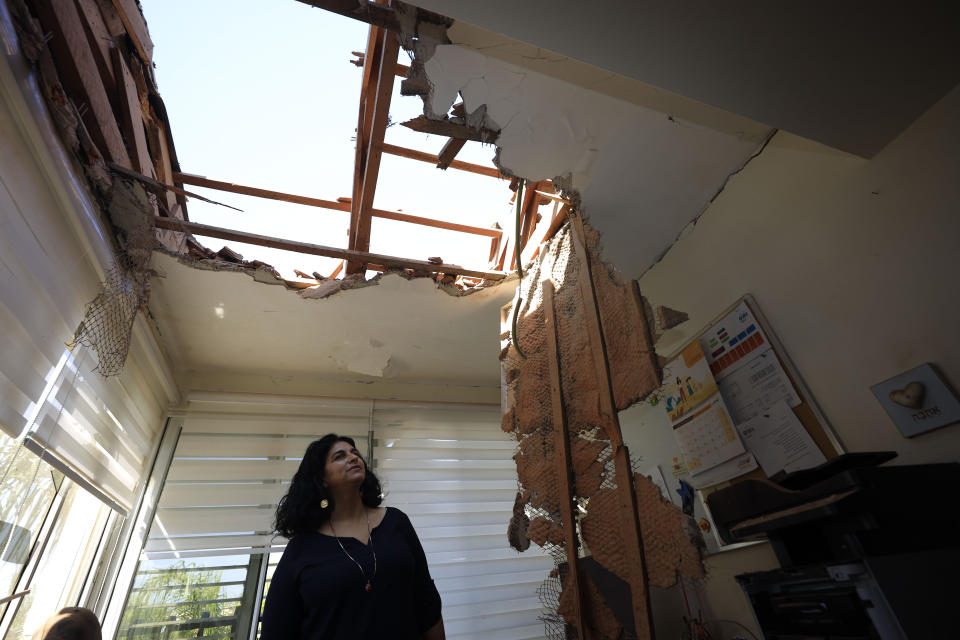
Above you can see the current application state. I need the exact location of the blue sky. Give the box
[142,0,511,278]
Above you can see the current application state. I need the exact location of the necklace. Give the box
[328,509,376,592]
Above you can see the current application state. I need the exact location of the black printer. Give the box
[706,452,960,639]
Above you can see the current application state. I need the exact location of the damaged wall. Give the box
[615,81,960,638]
[501,218,704,639]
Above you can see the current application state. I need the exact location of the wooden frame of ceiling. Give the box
[20,0,570,287]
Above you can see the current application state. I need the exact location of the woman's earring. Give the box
[320,499,329,509]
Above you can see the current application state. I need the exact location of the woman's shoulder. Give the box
[380,506,414,529]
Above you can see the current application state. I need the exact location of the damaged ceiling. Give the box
[405,0,960,158]
[24,0,951,389]
[148,251,515,383]
[147,1,782,383]
[413,42,772,282]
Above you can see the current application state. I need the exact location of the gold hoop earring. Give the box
[320,499,329,509]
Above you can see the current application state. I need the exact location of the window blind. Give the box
[1,90,178,505]
[373,403,552,640]
[146,393,372,559]
[0,181,89,440]
[23,323,176,513]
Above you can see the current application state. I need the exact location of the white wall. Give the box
[618,83,960,636]
[413,1,960,157]
[638,83,960,465]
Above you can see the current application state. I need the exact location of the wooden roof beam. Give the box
[153,218,506,281]
[173,173,501,238]
[401,115,499,143]
[348,27,400,274]
[436,138,467,170]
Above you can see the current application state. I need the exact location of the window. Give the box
[117,554,264,639]
[2,481,112,639]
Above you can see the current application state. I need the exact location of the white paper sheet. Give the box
[716,347,801,423]
[735,400,826,476]
[687,452,759,489]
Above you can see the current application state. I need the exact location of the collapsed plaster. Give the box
[165,243,512,301]
[147,251,516,384]
[400,32,774,281]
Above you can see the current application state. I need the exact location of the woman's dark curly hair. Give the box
[273,434,382,539]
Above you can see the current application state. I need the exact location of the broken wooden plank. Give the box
[296,0,402,31]
[351,51,409,77]
[111,48,151,175]
[543,280,588,640]
[569,212,655,639]
[34,0,131,166]
[152,218,507,281]
[542,203,572,243]
[295,0,452,32]
[110,0,153,64]
[380,143,504,179]
[436,137,467,170]
[93,0,125,37]
[74,0,117,98]
[108,164,241,211]
[401,115,499,143]
[519,179,546,252]
[174,173,501,238]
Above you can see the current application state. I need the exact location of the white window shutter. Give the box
[373,403,552,640]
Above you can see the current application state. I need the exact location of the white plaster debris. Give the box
[329,338,393,377]
[418,44,772,279]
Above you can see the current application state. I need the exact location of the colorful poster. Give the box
[698,301,770,379]
[663,342,719,424]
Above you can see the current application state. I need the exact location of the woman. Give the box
[261,434,445,639]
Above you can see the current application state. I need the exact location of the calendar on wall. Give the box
[662,342,745,476]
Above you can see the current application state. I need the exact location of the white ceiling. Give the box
[410,0,960,158]
[148,252,515,384]
[420,43,772,281]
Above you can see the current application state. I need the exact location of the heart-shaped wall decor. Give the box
[889,381,925,409]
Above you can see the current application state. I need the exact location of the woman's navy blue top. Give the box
[260,507,441,639]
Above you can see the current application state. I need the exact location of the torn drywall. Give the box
[403,39,773,280]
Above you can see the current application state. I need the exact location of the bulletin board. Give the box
[696,295,843,467]
[625,295,843,553]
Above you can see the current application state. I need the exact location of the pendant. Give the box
[365,582,373,592]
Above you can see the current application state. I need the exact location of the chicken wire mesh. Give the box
[68,179,156,377]
[501,218,703,640]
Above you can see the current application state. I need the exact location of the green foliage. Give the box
[118,561,239,639]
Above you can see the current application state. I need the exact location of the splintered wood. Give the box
[501,216,704,640]
[14,0,188,253]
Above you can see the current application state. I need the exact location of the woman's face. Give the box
[322,440,366,490]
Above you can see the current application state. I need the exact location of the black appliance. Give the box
[706,452,960,639]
